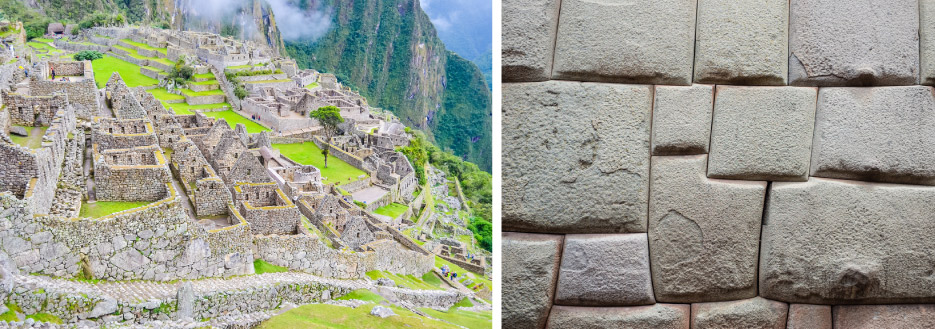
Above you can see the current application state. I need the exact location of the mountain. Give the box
[472,48,491,90]
[283,0,491,171]
[418,0,491,64]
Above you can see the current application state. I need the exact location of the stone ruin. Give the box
[503,0,935,328]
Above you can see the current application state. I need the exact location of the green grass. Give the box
[120,38,168,55]
[79,201,151,218]
[245,79,293,84]
[27,42,61,53]
[258,303,459,329]
[193,73,215,80]
[162,102,230,115]
[451,297,474,309]
[147,88,185,102]
[202,110,269,133]
[191,80,219,85]
[335,289,385,303]
[0,303,19,322]
[25,313,62,324]
[33,38,53,43]
[181,88,224,97]
[92,55,159,88]
[254,259,288,274]
[374,203,409,219]
[9,126,48,149]
[113,44,137,55]
[418,307,491,329]
[305,82,319,89]
[272,142,368,185]
[434,256,491,291]
[365,271,443,291]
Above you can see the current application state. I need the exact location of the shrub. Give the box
[76,11,125,33]
[73,50,103,61]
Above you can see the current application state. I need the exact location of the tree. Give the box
[310,105,344,168]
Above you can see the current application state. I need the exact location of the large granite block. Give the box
[651,85,713,155]
[694,0,788,85]
[502,0,561,81]
[787,304,832,329]
[833,305,935,329]
[547,304,690,329]
[503,82,652,233]
[922,0,935,85]
[811,86,935,185]
[789,0,919,86]
[708,86,816,181]
[648,155,765,303]
[691,297,788,329]
[503,233,564,329]
[555,234,654,306]
[552,0,696,85]
[760,178,935,304]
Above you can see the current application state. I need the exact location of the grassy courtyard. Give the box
[92,55,158,88]
[162,102,231,115]
[254,259,288,274]
[79,201,151,218]
[272,142,368,185]
[146,88,186,102]
[374,203,409,219]
[365,271,444,291]
[202,110,269,133]
[9,126,48,149]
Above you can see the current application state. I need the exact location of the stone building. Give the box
[93,144,171,202]
[232,182,301,235]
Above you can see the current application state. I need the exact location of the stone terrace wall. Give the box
[29,79,97,116]
[49,61,84,76]
[502,0,935,327]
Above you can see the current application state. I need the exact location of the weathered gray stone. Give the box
[503,232,563,329]
[811,86,935,185]
[0,251,15,299]
[370,305,396,318]
[922,0,935,85]
[694,0,788,85]
[109,249,150,272]
[760,178,935,304]
[833,304,935,329]
[176,281,194,320]
[708,86,816,181]
[8,126,27,137]
[787,304,832,329]
[651,85,713,155]
[789,0,919,86]
[88,298,117,319]
[502,0,561,82]
[555,234,654,306]
[649,155,765,303]
[552,0,696,85]
[547,304,690,329]
[503,81,651,233]
[691,297,788,329]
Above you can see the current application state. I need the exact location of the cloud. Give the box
[266,0,333,42]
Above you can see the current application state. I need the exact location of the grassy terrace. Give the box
[147,88,185,102]
[91,55,158,88]
[435,256,491,293]
[79,201,151,218]
[10,126,48,149]
[193,73,215,80]
[120,39,168,55]
[245,79,293,84]
[203,110,268,133]
[181,88,224,97]
[272,142,368,185]
[365,271,443,291]
[304,82,319,89]
[163,102,231,115]
[374,203,408,219]
[192,80,219,86]
[254,259,288,274]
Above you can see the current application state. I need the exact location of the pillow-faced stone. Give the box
[691,297,788,329]
[922,0,935,85]
[649,155,765,303]
[760,178,935,304]
[555,234,654,306]
[503,82,651,233]
[833,305,935,329]
[552,0,696,85]
[651,85,713,155]
[787,304,832,329]
[811,86,935,185]
[789,0,919,86]
[503,233,564,329]
[502,0,561,82]
[694,0,788,85]
[708,86,817,181]
[547,304,690,329]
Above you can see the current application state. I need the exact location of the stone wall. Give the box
[502,0,935,327]
[48,61,85,77]
[2,92,67,126]
[93,145,172,202]
[29,79,97,118]
[312,136,365,170]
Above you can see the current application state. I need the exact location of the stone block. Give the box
[789,0,919,86]
[651,85,713,155]
[691,297,788,329]
[787,304,831,329]
[707,86,816,181]
[552,0,696,85]
[811,86,935,185]
[555,234,654,306]
[503,232,564,329]
[502,0,561,82]
[649,155,765,302]
[833,305,935,329]
[760,178,935,304]
[923,0,935,85]
[8,126,27,137]
[546,304,690,329]
[503,82,651,233]
[694,0,788,85]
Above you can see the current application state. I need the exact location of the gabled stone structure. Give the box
[232,182,301,235]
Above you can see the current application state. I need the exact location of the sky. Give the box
[419,0,493,62]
